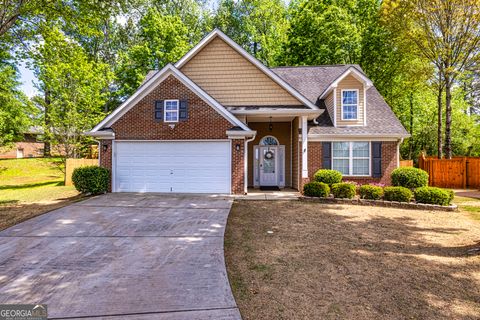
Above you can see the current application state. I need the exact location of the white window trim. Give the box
[260,135,279,146]
[341,89,359,121]
[164,99,179,123]
[332,141,371,176]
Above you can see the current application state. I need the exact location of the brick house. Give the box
[86,29,409,194]
[0,128,44,159]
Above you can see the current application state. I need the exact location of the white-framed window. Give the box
[164,100,179,122]
[332,141,370,176]
[341,89,358,120]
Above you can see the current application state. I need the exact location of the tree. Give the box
[214,0,288,66]
[0,49,33,147]
[282,0,361,66]
[384,0,480,158]
[115,7,190,98]
[32,26,111,174]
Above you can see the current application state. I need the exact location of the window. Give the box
[260,136,279,146]
[164,100,179,122]
[342,90,358,120]
[332,142,370,176]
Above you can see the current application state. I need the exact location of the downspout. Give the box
[92,139,101,166]
[244,134,256,194]
[397,138,404,167]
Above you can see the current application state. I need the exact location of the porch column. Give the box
[301,116,308,178]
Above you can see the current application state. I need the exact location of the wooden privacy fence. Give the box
[65,158,99,186]
[418,155,480,189]
[399,160,413,167]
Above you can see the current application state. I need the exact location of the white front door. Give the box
[259,146,277,186]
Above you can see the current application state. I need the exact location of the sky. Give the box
[19,61,38,98]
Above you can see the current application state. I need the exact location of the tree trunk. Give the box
[408,92,414,160]
[437,75,443,159]
[445,74,453,159]
[44,89,51,157]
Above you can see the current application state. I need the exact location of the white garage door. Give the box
[114,141,231,193]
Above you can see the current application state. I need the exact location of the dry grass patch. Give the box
[225,200,480,320]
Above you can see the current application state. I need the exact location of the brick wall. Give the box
[98,74,245,194]
[307,141,399,185]
[99,140,113,191]
[231,139,245,194]
[0,142,44,159]
[111,75,231,140]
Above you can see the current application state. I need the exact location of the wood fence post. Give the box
[463,157,467,189]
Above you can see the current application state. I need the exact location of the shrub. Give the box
[313,169,342,185]
[383,186,412,202]
[414,187,454,206]
[303,182,330,197]
[391,167,429,189]
[72,166,110,194]
[359,184,384,200]
[331,182,356,199]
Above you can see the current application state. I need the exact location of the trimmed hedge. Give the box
[414,186,454,206]
[383,186,412,202]
[359,184,384,200]
[313,169,342,185]
[331,182,356,199]
[303,181,330,197]
[72,166,110,194]
[391,167,429,189]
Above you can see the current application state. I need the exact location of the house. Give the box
[86,29,409,194]
[0,127,44,159]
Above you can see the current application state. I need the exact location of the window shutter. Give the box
[372,142,382,178]
[322,142,332,169]
[155,100,164,121]
[179,100,188,121]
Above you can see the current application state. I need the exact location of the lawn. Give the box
[0,158,81,230]
[225,200,480,320]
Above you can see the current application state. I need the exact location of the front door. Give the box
[259,146,277,186]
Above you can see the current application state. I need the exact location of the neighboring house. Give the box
[0,128,44,159]
[86,29,409,194]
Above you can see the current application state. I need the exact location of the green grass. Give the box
[454,195,480,221]
[0,158,78,204]
[0,158,64,185]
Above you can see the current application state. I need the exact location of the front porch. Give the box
[244,116,310,192]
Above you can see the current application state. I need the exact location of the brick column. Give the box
[99,140,113,192]
[231,139,245,194]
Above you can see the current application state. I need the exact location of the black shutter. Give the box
[155,100,164,121]
[179,100,188,121]
[322,142,332,169]
[372,142,382,178]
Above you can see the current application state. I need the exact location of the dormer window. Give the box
[341,90,358,120]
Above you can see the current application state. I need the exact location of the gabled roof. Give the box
[272,65,409,138]
[88,64,251,134]
[310,87,409,138]
[271,65,370,104]
[175,29,319,110]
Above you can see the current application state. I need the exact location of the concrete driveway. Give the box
[0,193,241,319]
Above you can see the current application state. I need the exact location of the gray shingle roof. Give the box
[271,65,409,137]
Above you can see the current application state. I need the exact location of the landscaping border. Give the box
[301,196,458,212]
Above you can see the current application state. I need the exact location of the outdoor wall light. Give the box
[103,144,109,152]
[235,143,241,151]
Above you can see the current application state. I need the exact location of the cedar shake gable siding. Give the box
[180,36,303,107]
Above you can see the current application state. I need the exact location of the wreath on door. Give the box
[264,150,274,160]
